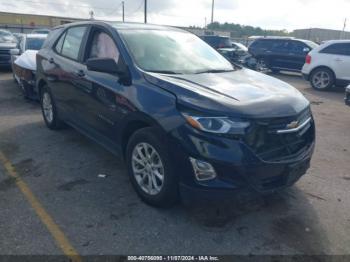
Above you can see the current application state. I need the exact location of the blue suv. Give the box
[36,22,315,207]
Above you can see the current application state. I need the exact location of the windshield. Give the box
[0,30,16,42]
[119,29,233,74]
[26,37,45,50]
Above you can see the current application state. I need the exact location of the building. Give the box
[293,28,350,43]
[0,12,88,33]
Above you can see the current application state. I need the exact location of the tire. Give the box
[126,127,179,208]
[310,68,335,91]
[19,80,31,100]
[40,85,65,130]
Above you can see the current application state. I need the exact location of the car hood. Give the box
[14,50,37,71]
[144,69,310,118]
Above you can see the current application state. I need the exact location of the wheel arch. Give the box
[36,78,47,97]
[310,66,336,80]
[120,114,165,159]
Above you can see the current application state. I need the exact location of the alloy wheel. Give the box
[42,92,54,123]
[312,71,331,89]
[131,142,165,196]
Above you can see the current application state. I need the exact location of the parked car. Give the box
[36,22,315,207]
[249,37,318,73]
[11,34,47,99]
[0,29,18,67]
[31,28,50,35]
[218,45,257,70]
[345,85,350,106]
[201,35,232,49]
[302,40,350,91]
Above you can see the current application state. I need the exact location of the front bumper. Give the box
[345,85,350,106]
[168,114,315,199]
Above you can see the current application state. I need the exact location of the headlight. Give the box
[182,113,250,135]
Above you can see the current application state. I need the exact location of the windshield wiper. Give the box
[194,69,235,74]
[147,70,182,75]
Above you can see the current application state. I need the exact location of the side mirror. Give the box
[10,48,20,55]
[86,58,122,74]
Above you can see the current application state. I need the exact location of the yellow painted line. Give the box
[0,151,81,262]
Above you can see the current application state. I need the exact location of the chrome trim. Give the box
[277,117,312,134]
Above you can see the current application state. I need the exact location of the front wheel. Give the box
[126,127,179,208]
[310,68,335,91]
[40,85,65,130]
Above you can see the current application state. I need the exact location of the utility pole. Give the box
[122,1,125,22]
[144,0,147,23]
[211,0,214,24]
[341,18,347,39]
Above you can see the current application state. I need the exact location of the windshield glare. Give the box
[119,29,233,74]
[26,38,45,50]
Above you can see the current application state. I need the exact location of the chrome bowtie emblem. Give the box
[286,121,299,129]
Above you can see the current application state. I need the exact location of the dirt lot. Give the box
[0,70,349,256]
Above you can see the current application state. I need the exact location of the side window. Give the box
[61,26,87,60]
[87,31,120,62]
[54,32,66,53]
[289,41,307,54]
[321,43,350,56]
[271,40,289,52]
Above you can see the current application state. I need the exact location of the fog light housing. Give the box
[189,157,217,181]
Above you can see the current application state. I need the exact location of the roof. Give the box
[25,34,48,39]
[53,21,184,32]
[322,39,350,44]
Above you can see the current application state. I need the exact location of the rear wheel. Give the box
[310,68,335,91]
[40,85,65,130]
[126,127,179,208]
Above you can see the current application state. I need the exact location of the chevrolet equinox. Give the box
[36,22,315,207]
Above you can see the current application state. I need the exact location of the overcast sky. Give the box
[1,0,349,31]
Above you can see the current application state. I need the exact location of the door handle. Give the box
[335,58,343,62]
[75,70,85,77]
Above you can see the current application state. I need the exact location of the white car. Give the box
[302,40,350,91]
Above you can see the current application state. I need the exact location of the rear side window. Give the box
[288,41,308,54]
[59,26,87,60]
[250,40,273,49]
[321,43,350,56]
[55,32,66,53]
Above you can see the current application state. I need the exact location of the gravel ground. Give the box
[0,70,349,256]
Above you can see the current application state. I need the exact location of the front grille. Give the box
[245,108,315,162]
[0,49,11,55]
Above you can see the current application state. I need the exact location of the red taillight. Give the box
[306,55,312,64]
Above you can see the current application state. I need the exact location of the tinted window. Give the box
[288,41,308,54]
[61,26,87,60]
[202,36,231,48]
[25,38,46,50]
[321,43,350,56]
[55,32,66,53]
[271,40,289,52]
[250,39,274,49]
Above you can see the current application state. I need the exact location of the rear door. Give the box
[268,40,290,69]
[286,40,310,71]
[48,25,88,119]
[320,43,350,81]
